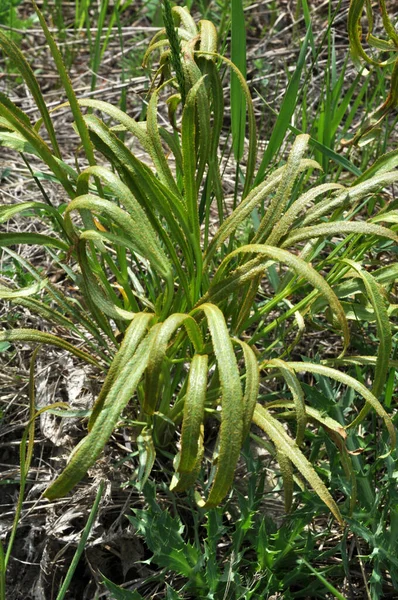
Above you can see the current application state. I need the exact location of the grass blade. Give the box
[32,1,97,168]
[55,481,105,600]
[0,31,61,158]
[254,27,311,184]
[231,0,246,162]
[299,558,348,600]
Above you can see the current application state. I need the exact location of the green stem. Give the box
[56,481,105,600]
[0,541,5,600]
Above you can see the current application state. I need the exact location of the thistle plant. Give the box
[1,2,398,526]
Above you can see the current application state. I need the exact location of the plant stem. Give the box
[56,481,105,600]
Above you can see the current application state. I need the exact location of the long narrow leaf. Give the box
[44,324,161,500]
[254,134,310,242]
[233,339,259,441]
[0,329,100,367]
[342,260,392,429]
[192,303,243,507]
[88,313,154,429]
[144,313,204,415]
[179,354,208,473]
[0,232,69,251]
[282,221,398,247]
[283,362,396,450]
[254,27,311,184]
[0,30,61,158]
[206,244,350,354]
[231,0,246,161]
[265,359,307,446]
[66,189,172,281]
[253,404,343,523]
[0,95,75,197]
[32,1,97,168]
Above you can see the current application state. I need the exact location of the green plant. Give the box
[0,0,34,41]
[55,481,105,600]
[102,467,351,599]
[40,0,135,75]
[347,0,398,145]
[0,2,397,530]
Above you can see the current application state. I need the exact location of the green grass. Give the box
[0,0,34,40]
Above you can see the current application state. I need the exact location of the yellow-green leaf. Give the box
[253,404,343,523]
